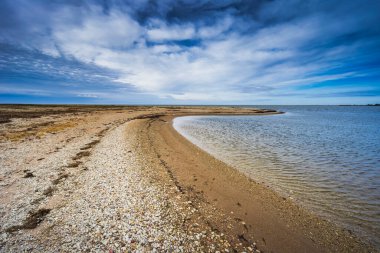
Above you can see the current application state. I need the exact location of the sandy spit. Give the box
[0,105,377,252]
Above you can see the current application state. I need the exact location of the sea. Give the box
[173,105,380,247]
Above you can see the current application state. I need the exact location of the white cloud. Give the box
[3,1,374,103]
[0,86,52,96]
[146,15,234,42]
[53,8,141,60]
[147,20,196,41]
[168,91,256,101]
[76,93,99,98]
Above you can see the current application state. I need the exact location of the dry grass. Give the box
[1,121,76,142]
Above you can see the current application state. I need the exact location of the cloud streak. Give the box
[0,0,379,104]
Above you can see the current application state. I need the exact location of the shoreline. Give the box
[137,114,376,253]
[171,113,378,246]
[0,105,377,252]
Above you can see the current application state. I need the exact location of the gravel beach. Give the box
[0,105,376,252]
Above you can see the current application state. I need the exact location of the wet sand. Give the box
[0,105,376,252]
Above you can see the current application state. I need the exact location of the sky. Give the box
[0,0,379,105]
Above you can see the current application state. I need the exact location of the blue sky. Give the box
[0,0,379,105]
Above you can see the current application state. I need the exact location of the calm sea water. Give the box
[173,105,380,247]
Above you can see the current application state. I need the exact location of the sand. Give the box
[0,105,376,252]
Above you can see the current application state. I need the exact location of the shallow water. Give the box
[173,105,380,247]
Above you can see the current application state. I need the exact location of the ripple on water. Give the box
[173,105,380,247]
